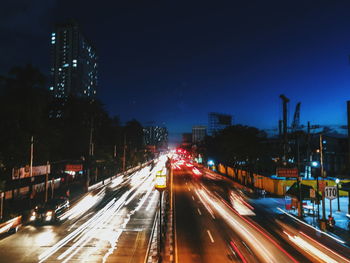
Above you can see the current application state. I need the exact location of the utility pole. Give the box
[122,135,126,172]
[320,134,326,223]
[297,137,303,218]
[86,116,94,192]
[29,136,34,202]
[279,94,290,162]
[45,161,49,203]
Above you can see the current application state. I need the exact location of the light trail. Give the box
[39,164,158,263]
[196,186,298,263]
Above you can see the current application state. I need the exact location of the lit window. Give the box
[51,37,55,40]
[58,68,62,71]
[72,59,77,63]
[63,63,69,67]
[73,64,77,67]
[49,86,54,91]
[51,41,55,44]
[51,32,56,36]
[84,90,86,94]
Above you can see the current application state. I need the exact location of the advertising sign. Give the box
[65,164,83,172]
[276,168,298,178]
[12,165,50,180]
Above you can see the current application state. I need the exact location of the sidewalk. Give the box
[252,196,350,244]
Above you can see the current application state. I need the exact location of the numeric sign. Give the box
[324,186,337,200]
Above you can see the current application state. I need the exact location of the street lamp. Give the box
[335,178,340,212]
[311,160,320,221]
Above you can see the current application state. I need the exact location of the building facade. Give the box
[50,21,98,100]
[208,112,232,135]
[192,126,207,143]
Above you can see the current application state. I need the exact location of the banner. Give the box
[65,164,83,172]
[12,165,50,180]
[276,168,298,178]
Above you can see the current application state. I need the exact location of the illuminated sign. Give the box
[276,168,298,178]
[155,168,167,190]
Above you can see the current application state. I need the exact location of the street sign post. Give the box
[325,186,337,217]
[325,186,337,200]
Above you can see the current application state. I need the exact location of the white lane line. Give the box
[192,195,195,201]
[207,230,214,243]
[197,208,202,215]
[188,187,191,191]
[242,241,252,254]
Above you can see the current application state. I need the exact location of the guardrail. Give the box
[144,210,159,263]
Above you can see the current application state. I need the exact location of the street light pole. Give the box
[336,179,340,212]
[320,135,326,222]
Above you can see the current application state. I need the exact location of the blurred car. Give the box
[29,197,69,224]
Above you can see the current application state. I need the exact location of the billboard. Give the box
[12,165,50,180]
[65,164,83,172]
[276,168,298,178]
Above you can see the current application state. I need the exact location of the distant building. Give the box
[181,133,192,149]
[208,112,232,135]
[143,126,168,149]
[192,126,207,143]
[50,21,98,101]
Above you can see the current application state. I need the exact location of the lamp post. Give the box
[312,161,320,221]
[335,178,340,212]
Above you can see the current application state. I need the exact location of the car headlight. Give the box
[46,211,53,217]
[29,212,36,221]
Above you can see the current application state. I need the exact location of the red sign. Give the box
[318,180,327,192]
[276,168,298,178]
[65,164,83,172]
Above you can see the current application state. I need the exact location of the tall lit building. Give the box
[192,126,207,143]
[208,112,232,135]
[50,21,98,100]
[143,126,168,149]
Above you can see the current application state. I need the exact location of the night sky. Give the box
[1,1,350,142]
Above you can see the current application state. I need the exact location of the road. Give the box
[0,160,165,263]
[173,165,350,263]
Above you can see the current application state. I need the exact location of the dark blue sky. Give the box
[1,1,350,142]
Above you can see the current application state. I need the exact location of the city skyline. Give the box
[1,1,350,141]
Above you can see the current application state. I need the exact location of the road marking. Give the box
[191,195,195,201]
[197,208,202,215]
[188,187,191,191]
[242,241,252,254]
[207,230,214,243]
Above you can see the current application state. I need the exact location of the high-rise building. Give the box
[143,126,168,149]
[208,112,232,135]
[50,21,98,100]
[192,126,207,143]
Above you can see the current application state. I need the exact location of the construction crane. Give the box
[279,94,289,162]
[291,102,301,132]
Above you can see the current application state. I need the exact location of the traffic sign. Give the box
[324,186,337,200]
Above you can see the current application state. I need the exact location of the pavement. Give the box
[253,196,350,244]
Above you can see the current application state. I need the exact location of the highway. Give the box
[173,164,350,263]
[0,160,165,263]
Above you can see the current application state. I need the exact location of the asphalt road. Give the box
[173,167,322,263]
[173,165,350,263]
[0,161,165,263]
